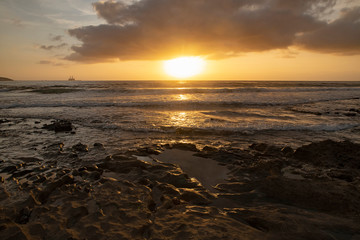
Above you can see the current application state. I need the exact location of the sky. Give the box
[0,0,360,81]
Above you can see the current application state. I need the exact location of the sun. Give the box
[164,57,205,78]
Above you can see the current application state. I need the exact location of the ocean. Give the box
[1,80,360,159]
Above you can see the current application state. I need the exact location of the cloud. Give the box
[40,43,68,51]
[10,18,25,27]
[66,0,360,62]
[296,7,360,54]
[50,35,63,42]
[37,60,64,66]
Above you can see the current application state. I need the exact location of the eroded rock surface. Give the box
[1,140,359,239]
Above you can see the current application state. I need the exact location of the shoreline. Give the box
[1,118,360,239]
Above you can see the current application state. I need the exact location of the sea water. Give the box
[1,80,360,158]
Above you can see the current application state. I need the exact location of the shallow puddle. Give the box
[152,149,229,190]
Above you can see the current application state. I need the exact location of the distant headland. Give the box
[0,77,14,81]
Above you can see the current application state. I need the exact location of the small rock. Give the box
[94,142,105,150]
[249,143,268,152]
[42,120,73,132]
[202,146,218,152]
[160,173,200,188]
[72,143,88,152]
[281,146,294,156]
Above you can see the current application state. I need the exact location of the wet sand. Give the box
[1,119,360,239]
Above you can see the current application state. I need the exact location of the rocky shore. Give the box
[1,120,360,239]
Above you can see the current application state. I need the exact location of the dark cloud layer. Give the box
[297,7,360,54]
[67,0,360,62]
[40,43,67,51]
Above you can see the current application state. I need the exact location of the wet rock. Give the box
[36,174,74,203]
[83,165,100,173]
[99,177,118,183]
[33,175,47,184]
[0,224,28,240]
[147,199,157,212]
[28,223,45,237]
[180,189,211,205]
[0,185,10,201]
[249,143,268,152]
[134,147,162,155]
[72,143,88,152]
[137,223,153,239]
[102,159,149,174]
[349,108,360,114]
[281,146,294,157]
[160,173,201,188]
[42,119,73,132]
[202,146,218,153]
[172,143,199,152]
[87,171,101,181]
[327,169,355,182]
[250,143,282,156]
[72,169,80,176]
[260,176,360,216]
[231,159,284,178]
[155,183,181,196]
[344,112,357,117]
[194,146,220,158]
[15,207,32,224]
[12,169,33,178]
[294,140,360,168]
[218,191,263,203]
[93,142,105,150]
[214,182,255,193]
[66,206,89,228]
[17,157,41,163]
[0,119,10,124]
[1,165,20,174]
[138,178,151,187]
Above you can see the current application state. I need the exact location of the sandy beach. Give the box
[1,118,360,239]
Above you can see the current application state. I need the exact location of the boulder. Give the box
[294,140,360,168]
[42,120,73,132]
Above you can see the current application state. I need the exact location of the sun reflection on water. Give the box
[178,94,188,101]
[171,112,187,124]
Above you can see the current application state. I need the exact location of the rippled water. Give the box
[1,80,360,155]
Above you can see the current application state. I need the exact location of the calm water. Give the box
[1,80,360,158]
